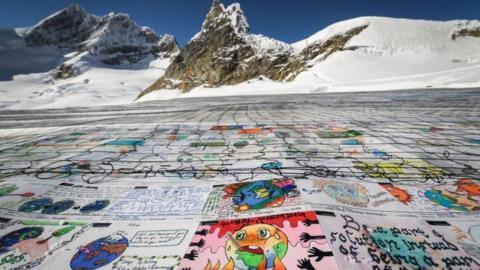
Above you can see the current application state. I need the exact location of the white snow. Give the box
[0,57,170,110]
[244,34,293,57]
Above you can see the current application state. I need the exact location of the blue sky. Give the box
[0,0,478,45]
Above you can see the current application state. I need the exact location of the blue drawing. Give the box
[18,198,53,213]
[105,139,144,146]
[424,190,468,211]
[372,149,387,158]
[41,199,75,214]
[261,161,282,170]
[0,227,44,254]
[70,234,128,270]
[80,200,110,213]
[341,139,361,145]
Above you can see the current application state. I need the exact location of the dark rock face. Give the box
[83,13,179,65]
[275,25,369,81]
[451,27,480,40]
[24,4,98,48]
[141,1,292,96]
[24,4,179,68]
[139,1,367,98]
[52,63,78,79]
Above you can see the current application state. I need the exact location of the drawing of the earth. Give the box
[79,200,110,213]
[41,199,75,214]
[18,198,53,213]
[0,227,44,254]
[70,234,128,270]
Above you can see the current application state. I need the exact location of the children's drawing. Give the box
[321,213,479,270]
[70,233,128,270]
[178,211,338,270]
[79,200,110,213]
[203,178,303,219]
[224,179,298,212]
[18,198,53,213]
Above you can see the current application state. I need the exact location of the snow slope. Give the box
[293,17,480,88]
[0,56,171,110]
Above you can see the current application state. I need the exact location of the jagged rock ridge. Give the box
[24,4,99,48]
[23,4,179,69]
[139,0,367,97]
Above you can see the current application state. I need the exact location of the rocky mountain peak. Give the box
[193,0,249,42]
[82,12,179,65]
[139,0,368,98]
[24,4,99,48]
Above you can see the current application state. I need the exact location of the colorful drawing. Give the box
[190,141,225,147]
[456,178,480,196]
[0,184,33,198]
[0,227,43,254]
[95,138,145,153]
[238,128,267,135]
[233,140,249,148]
[41,199,75,214]
[211,125,243,131]
[369,226,430,268]
[261,161,282,170]
[70,233,128,270]
[18,198,53,213]
[354,160,448,183]
[37,226,76,244]
[178,211,338,270]
[0,184,17,196]
[317,129,362,138]
[379,183,412,204]
[223,179,298,212]
[320,180,369,207]
[424,189,479,211]
[79,200,110,213]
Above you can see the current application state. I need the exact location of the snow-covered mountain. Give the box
[139,1,480,101]
[0,4,178,109]
[291,17,480,91]
[1,0,479,109]
[23,4,99,48]
[140,0,294,97]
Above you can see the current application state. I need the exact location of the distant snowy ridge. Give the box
[0,4,178,109]
[293,17,480,57]
[11,4,179,78]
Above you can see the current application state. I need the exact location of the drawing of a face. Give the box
[379,183,412,204]
[225,224,288,270]
[70,233,128,270]
[231,181,286,211]
[0,227,44,254]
